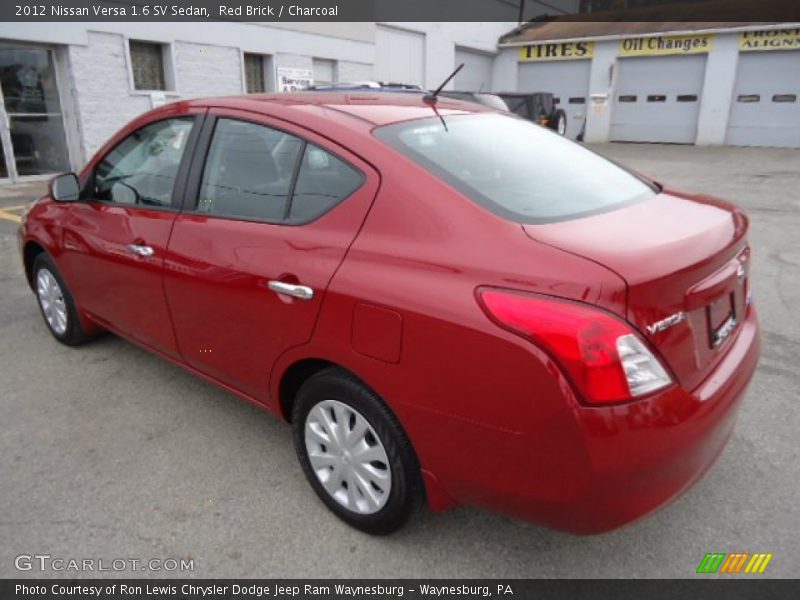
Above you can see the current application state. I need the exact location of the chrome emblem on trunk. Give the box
[646,311,686,335]
[712,315,738,348]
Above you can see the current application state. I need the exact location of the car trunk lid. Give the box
[522,190,750,391]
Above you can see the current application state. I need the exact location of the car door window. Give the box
[288,144,363,223]
[197,118,303,221]
[93,117,194,207]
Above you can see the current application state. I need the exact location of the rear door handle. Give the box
[267,280,314,300]
[128,244,154,257]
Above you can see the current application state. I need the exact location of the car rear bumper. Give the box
[558,307,761,533]
[438,307,760,534]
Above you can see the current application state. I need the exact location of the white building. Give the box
[0,21,515,182]
[495,21,800,147]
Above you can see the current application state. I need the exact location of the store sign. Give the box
[519,41,594,61]
[277,67,313,92]
[619,34,713,56]
[739,28,800,51]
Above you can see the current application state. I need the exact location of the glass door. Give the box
[0,44,70,181]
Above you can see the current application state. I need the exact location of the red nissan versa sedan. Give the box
[18,93,760,535]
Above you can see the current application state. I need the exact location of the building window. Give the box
[312,58,336,87]
[129,40,168,91]
[244,53,265,93]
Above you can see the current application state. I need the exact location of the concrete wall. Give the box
[67,32,152,161]
[695,33,740,145]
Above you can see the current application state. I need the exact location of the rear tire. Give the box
[33,253,91,346]
[552,109,567,136]
[292,367,422,535]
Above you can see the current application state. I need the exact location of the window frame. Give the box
[82,114,205,213]
[181,112,366,226]
[126,38,176,93]
[243,52,265,94]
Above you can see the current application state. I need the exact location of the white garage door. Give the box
[610,55,706,144]
[376,26,425,86]
[518,60,590,140]
[726,50,800,148]
[312,59,335,87]
[454,48,494,92]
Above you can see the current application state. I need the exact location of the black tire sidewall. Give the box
[292,369,420,535]
[32,253,87,346]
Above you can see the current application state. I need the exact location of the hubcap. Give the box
[36,268,68,335]
[557,116,566,135]
[305,399,391,514]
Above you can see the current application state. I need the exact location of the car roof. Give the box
[183,92,492,127]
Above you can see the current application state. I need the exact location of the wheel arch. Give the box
[23,240,47,290]
[277,357,337,423]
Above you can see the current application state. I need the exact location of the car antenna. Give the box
[423,63,464,132]
[423,63,464,105]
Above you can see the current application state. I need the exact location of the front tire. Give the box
[292,368,422,535]
[33,253,91,346]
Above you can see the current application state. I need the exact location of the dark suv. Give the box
[499,92,567,136]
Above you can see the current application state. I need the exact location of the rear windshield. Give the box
[373,113,656,223]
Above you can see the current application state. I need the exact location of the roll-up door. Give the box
[610,54,706,144]
[376,26,425,86]
[454,48,494,91]
[726,50,800,148]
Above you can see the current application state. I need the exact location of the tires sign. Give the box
[519,41,594,61]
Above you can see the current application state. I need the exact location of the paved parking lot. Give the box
[1,144,798,578]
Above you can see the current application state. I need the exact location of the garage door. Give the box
[376,26,425,86]
[454,48,494,91]
[726,50,800,148]
[313,59,335,87]
[518,60,590,140]
[610,55,706,144]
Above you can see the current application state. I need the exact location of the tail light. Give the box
[477,288,673,405]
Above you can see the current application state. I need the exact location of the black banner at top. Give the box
[1,0,800,22]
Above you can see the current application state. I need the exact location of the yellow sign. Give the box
[739,28,800,51]
[519,41,594,61]
[619,34,713,56]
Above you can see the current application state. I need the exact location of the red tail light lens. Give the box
[478,288,672,404]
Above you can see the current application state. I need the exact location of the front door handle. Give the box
[128,244,154,257]
[267,280,314,300]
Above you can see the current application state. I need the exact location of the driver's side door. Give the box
[58,112,203,358]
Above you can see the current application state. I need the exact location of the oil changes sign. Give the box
[739,28,800,51]
[619,34,713,56]
[519,41,594,61]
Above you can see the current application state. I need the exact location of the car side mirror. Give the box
[110,181,139,205]
[50,173,80,202]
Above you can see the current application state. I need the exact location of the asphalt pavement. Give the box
[0,144,798,578]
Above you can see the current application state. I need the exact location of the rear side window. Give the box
[198,119,303,221]
[289,144,363,223]
[197,118,362,223]
[374,113,656,223]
